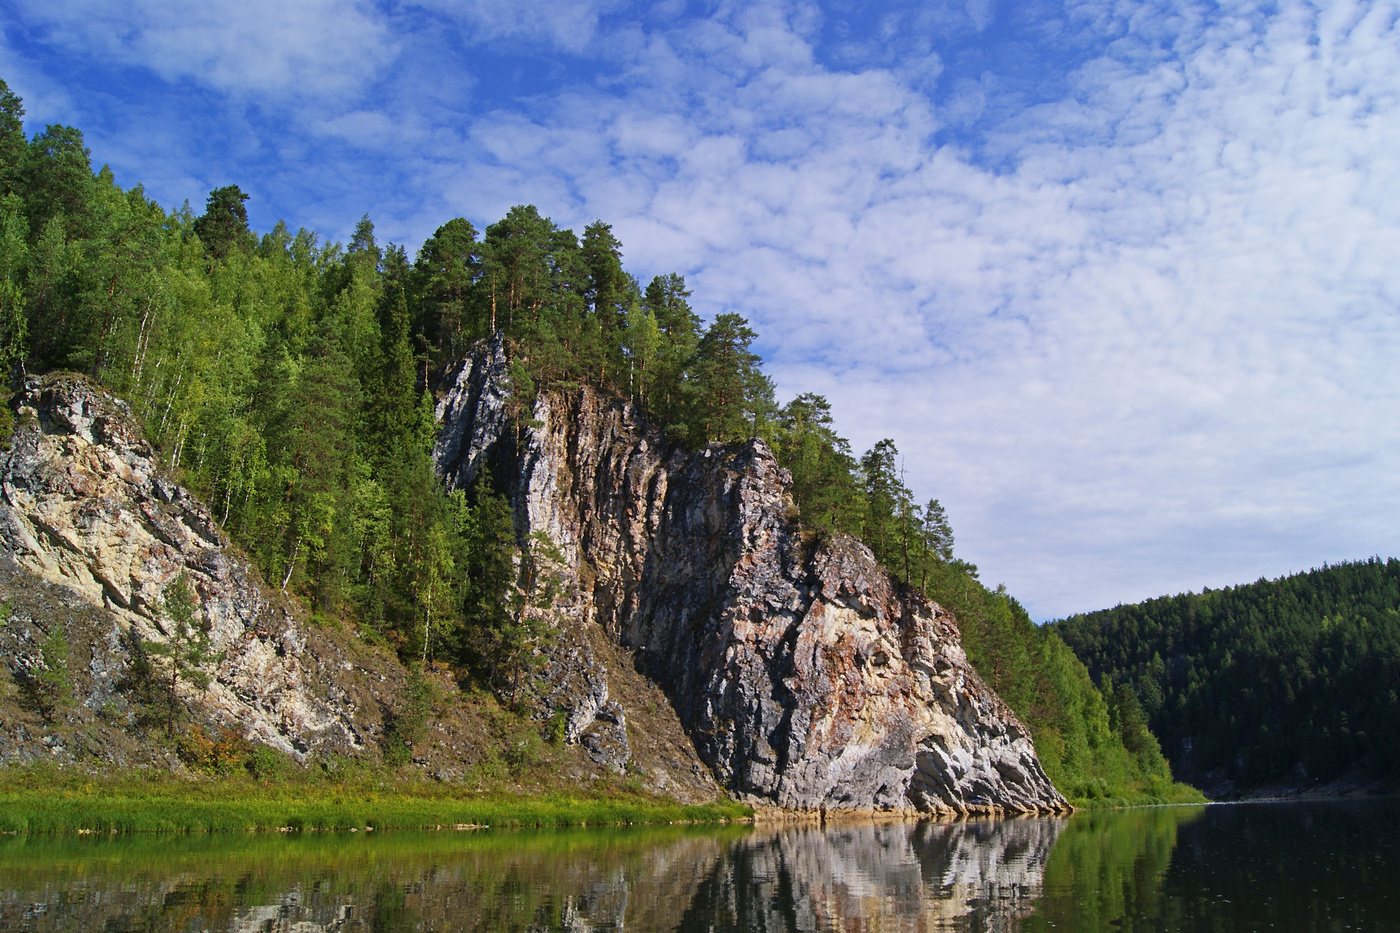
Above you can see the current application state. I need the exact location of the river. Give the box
[1,799,1396,931]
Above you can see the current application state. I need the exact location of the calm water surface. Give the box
[1,799,1397,931]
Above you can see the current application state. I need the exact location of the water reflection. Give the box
[0,817,1073,932]
[679,818,1065,931]
[1020,806,1202,932]
[16,800,1400,931]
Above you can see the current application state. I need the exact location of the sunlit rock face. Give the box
[0,374,367,759]
[434,339,1068,815]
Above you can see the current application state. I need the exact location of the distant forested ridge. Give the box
[0,78,1191,803]
[1055,558,1400,793]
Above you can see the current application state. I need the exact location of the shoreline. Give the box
[0,765,1204,836]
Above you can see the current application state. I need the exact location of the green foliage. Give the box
[413,216,481,367]
[147,573,216,735]
[546,708,569,745]
[383,665,435,766]
[0,193,28,374]
[0,764,752,833]
[1055,557,1400,789]
[191,185,254,259]
[16,625,73,722]
[504,728,544,775]
[245,744,294,781]
[19,123,92,236]
[0,79,26,196]
[684,312,775,445]
[466,528,563,709]
[772,393,861,533]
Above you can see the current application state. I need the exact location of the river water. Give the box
[1,799,1396,931]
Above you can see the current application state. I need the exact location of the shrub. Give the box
[15,626,72,722]
[383,665,434,766]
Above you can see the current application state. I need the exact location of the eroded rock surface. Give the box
[0,374,366,758]
[434,340,1068,815]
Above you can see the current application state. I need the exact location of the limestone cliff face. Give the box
[434,338,1068,815]
[0,374,367,759]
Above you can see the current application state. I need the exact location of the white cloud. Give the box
[10,0,396,97]
[414,0,624,52]
[10,0,1400,618]
[441,0,1400,618]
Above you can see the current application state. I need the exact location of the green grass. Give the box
[0,765,752,834]
[1062,773,1208,810]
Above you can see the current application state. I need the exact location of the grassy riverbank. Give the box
[0,766,752,834]
[1064,780,1207,810]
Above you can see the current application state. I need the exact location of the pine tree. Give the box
[689,313,775,445]
[414,217,481,365]
[19,124,92,234]
[643,273,700,430]
[0,79,26,196]
[191,185,254,259]
[148,573,216,735]
[0,193,28,375]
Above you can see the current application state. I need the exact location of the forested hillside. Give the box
[1056,559,1400,793]
[0,78,1191,803]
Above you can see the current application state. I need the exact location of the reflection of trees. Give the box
[1016,806,1205,932]
[0,829,737,932]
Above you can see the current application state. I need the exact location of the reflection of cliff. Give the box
[678,819,1065,932]
[0,820,1066,932]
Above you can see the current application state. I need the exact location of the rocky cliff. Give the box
[0,374,372,761]
[0,373,724,800]
[0,359,1068,816]
[434,337,1068,815]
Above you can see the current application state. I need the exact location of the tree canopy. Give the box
[1056,558,1400,790]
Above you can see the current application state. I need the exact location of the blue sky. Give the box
[4,0,1399,619]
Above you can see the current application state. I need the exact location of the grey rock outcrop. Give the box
[434,340,1068,815]
[0,374,366,758]
[0,371,725,798]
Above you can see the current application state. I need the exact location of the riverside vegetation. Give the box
[0,78,1196,825]
[0,763,750,834]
